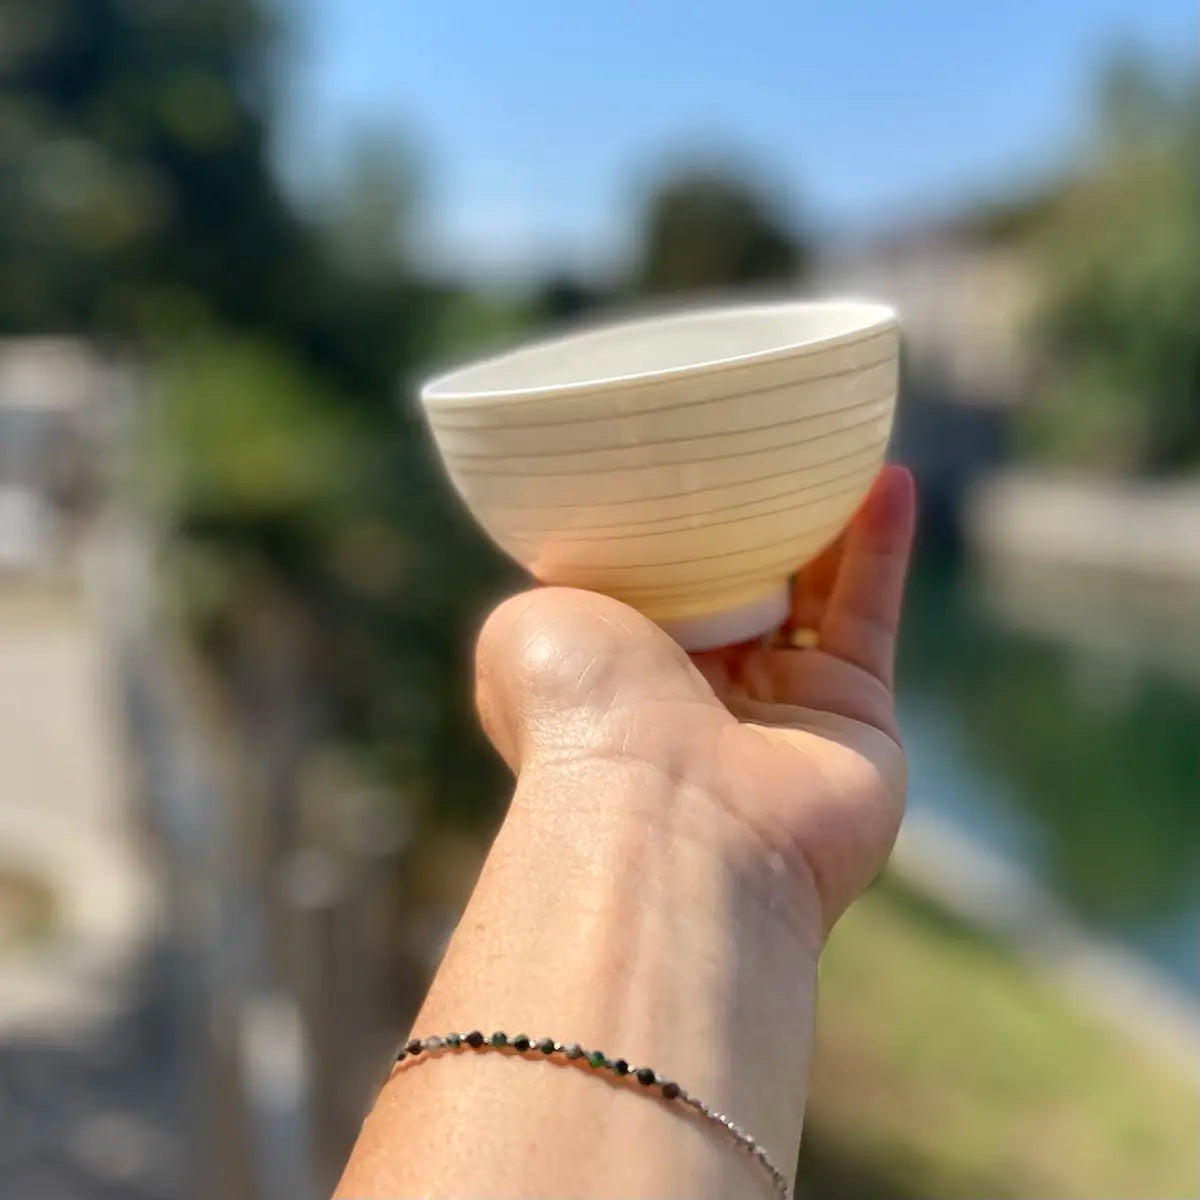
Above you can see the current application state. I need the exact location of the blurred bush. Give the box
[0,0,292,338]
[800,876,1197,1200]
[634,163,808,295]
[1023,54,1200,475]
[0,0,523,850]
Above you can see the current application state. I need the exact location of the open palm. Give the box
[476,465,917,937]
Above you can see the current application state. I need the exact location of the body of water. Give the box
[897,556,1200,997]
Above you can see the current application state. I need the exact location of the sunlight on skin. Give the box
[336,466,916,1200]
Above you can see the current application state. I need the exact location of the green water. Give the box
[897,557,1200,995]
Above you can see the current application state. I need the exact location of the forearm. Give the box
[336,757,821,1199]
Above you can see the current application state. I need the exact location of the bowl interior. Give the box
[423,300,895,402]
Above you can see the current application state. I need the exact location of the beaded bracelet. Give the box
[391,1030,790,1199]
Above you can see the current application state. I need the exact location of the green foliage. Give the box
[0,0,296,337]
[899,557,1200,923]
[1023,56,1200,475]
[805,875,1198,1199]
[145,332,520,832]
[0,0,438,401]
[150,339,363,519]
[0,0,520,833]
[634,164,808,296]
[320,129,421,283]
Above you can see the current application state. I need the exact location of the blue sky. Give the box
[280,0,1188,281]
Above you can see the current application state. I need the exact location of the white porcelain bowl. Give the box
[420,299,899,650]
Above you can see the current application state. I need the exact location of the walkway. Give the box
[0,576,183,1200]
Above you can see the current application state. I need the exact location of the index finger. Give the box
[817,464,917,690]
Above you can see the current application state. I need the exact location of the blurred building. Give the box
[814,232,1037,544]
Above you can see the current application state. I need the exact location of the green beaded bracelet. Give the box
[391,1030,790,1198]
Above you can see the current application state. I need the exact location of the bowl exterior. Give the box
[423,323,898,622]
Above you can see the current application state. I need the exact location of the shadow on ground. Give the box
[0,951,184,1200]
[796,1133,923,1200]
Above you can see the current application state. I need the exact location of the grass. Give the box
[797,874,1198,1200]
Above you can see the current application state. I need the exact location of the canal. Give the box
[898,554,1200,996]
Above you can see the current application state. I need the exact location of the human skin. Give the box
[335,464,917,1199]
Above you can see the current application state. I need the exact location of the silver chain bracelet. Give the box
[389,1030,791,1198]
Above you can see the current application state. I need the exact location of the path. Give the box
[0,576,184,1200]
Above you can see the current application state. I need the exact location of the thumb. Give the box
[475,587,716,772]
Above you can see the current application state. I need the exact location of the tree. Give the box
[1,0,518,841]
[533,273,606,324]
[321,130,421,283]
[633,165,808,296]
[0,0,304,337]
[1023,55,1199,475]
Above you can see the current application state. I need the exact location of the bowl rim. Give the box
[421,297,898,407]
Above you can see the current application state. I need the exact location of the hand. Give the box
[337,468,914,1199]
[476,464,917,940]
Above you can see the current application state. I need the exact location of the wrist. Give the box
[504,753,824,958]
[351,753,818,1198]
[472,755,818,1179]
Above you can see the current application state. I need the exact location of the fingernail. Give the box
[863,464,915,534]
[878,463,915,510]
[876,463,914,503]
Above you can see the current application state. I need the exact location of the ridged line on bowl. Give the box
[445,431,893,513]
[523,510,857,577]
[520,517,855,578]
[545,533,851,611]
[475,441,886,518]
[442,403,893,478]
[448,439,892,523]
[422,329,897,425]
[525,497,860,576]
[541,519,850,600]
[429,362,895,455]
[495,456,885,538]
[434,373,894,461]
[499,473,874,555]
